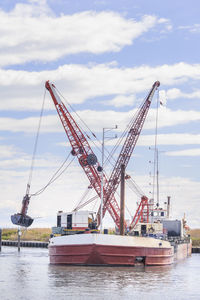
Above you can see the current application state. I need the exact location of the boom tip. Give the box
[153,81,160,88]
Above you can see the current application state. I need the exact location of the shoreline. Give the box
[1,240,48,248]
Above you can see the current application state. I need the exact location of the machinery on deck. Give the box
[52,210,98,235]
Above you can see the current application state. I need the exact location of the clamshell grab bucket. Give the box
[11,213,33,227]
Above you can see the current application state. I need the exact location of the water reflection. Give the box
[48,264,174,298]
[0,247,200,300]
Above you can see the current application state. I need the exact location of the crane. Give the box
[46,81,160,230]
[96,81,160,225]
[45,81,121,226]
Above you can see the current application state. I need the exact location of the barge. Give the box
[49,234,173,266]
[49,208,192,266]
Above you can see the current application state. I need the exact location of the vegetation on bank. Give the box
[188,229,200,247]
[1,228,200,246]
[1,228,51,242]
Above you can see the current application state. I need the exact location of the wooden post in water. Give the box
[0,228,2,252]
[120,164,125,236]
[17,228,21,252]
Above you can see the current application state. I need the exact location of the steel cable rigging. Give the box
[31,153,75,196]
[27,88,46,194]
[56,88,120,171]
[11,87,75,227]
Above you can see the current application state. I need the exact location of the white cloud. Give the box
[0,107,200,133]
[9,0,52,17]
[0,1,161,67]
[145,106,200,130]
[1,62,200,111]
[59,133,200,149]
[0,159,89,219]
[166,88,200,100]
[0,115,62,133]
[157,18,172,32]
[0,145,19,158]
[0,142,71,172]
[166,148,200,157]
[103,95,135,107]
[138,134,200,147]
[158,18,170,24]
[0,95,54,111]
[157,176,200,228]
[179,24,200,33]
[0,156,63,169]
[125,173,200,228]
[159,90,167,105]
[165,24,172,31]
[78,107,200,132]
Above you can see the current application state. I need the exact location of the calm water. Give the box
[0,247,199,300]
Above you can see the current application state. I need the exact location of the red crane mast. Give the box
[45,81,121,225]
[98,81,160,225]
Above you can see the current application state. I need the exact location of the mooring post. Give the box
[120,164,125,236]
[0,228,2,252]
[18,228,21,252]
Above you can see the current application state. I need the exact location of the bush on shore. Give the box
[2,228,51,242]
[189,229,200,247]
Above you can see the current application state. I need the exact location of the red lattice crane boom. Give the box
[130,196,149,230]
[45,81,121,226]
[98,81,160,225]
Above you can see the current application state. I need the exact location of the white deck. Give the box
[49,234,171,249]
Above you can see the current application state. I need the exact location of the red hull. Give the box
[49,243,173,266]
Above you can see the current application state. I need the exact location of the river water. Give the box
[0,246,199,300]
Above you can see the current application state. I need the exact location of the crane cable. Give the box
[31,154,75,196]
[56,86,140,173]
[26,88,46,195]
[152,89,160,205]
[56,88,101,149]
[104,100,144,168]
[26,87,75,197]
[56,86,153,198]
[56,87,118,167]
[73,185,93,211]
[57,86,140,171]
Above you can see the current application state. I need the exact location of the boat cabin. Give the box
[52,210,98,235]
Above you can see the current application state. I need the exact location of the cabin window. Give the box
[141,225,147,235]
[57,215,61,227]
[67,214,72,229]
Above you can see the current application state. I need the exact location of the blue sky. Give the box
[0,0,200,228]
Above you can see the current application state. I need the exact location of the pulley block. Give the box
[86,153,97,166]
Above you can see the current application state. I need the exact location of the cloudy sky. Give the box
[0,0,200,229]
